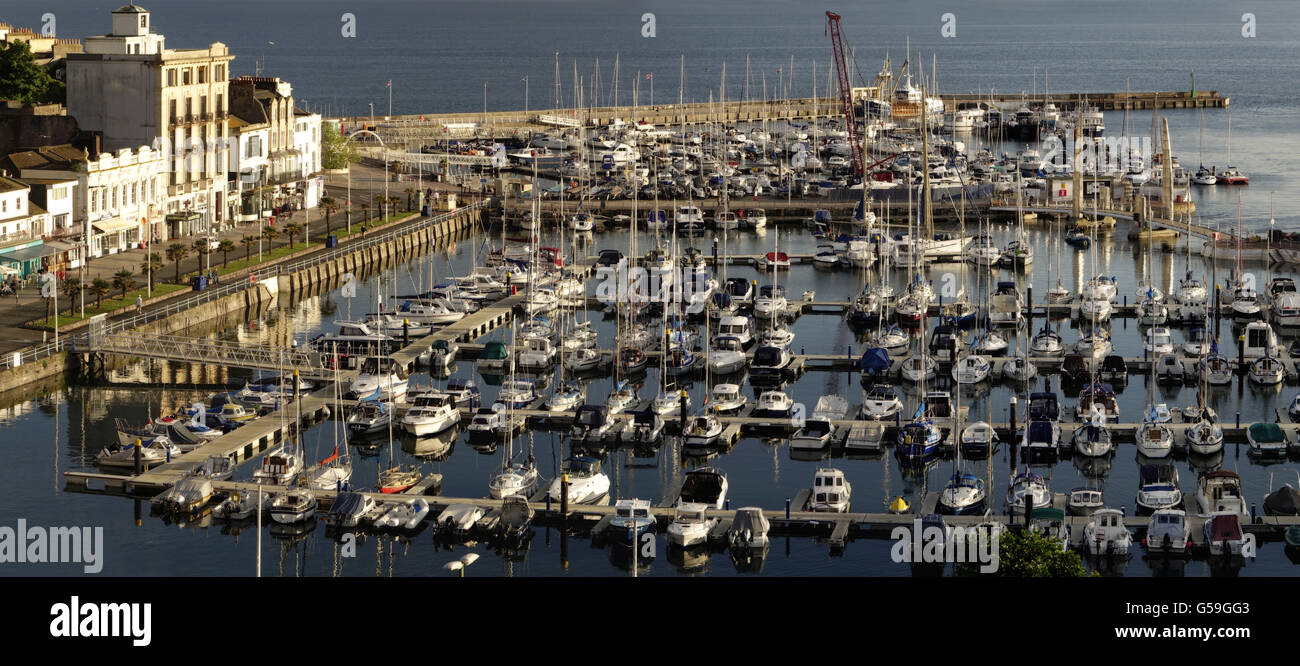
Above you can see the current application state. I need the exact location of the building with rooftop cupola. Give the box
[65,5,233,238]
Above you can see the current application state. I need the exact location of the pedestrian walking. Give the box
[135,295,143,314]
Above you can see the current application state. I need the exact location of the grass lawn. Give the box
[40,282,188,327]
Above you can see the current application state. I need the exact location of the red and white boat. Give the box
[760,251,790,270]
[1217,166,1249,185]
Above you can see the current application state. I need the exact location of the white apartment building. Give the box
[227,112,270,222]
[8,144,166,261]
[293,110,323,208]
[0,176,52,278]
[65,5,233,238]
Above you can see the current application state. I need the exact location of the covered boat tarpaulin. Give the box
[1249,422,1284,444]
[1265,484,1300,516]
[329,492,365,518]
[1208,514,1242,541]
[859,347,891,374]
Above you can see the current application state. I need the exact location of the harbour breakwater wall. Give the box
[0,204,486,399]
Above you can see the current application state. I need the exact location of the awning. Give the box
[166,212,200,222]
[0,243,53,263]
[92,218,138,235]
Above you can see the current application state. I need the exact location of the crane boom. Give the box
[825,11,864,175]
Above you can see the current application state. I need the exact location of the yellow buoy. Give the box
[888,496,910,514]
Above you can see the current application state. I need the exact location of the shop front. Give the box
[0,240,49,279]
[91,218,139,256]
[166,212,201,239]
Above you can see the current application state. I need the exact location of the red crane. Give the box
[825,11,863,175]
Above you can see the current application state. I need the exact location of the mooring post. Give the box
[1237,334,1245,384]
[133,437,142,475]
[1026,285,1033,329]
[403,318,410,346]
[560,473,569,519]
[679,391,688,430]
[785,497,791,519]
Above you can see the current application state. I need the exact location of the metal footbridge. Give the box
[87,328,329,378]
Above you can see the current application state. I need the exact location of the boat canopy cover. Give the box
[575,405,608,427]
[860,348,892,372]
[1208,514,1243,541]
[1029,507,1065,521]
[563,456,600,474]
[1028,420,1055,444]
[481,341,509,359]
[172,475,213,500]
[330,492,365,516]
[753,346,785,367]
[631,410,658,426]
[1082,383,1116,397]
[432,339,451,351]
[1249,422,1285,443]
[1265,485,1300,515]
[1101,355,1127,372]
[732,507,771,536]
[1028,392,1059,421]
[681,470,726,504]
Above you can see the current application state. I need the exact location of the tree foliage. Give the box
[321,121,358,170]
[956,529,1095,578]
[0,41,65,103]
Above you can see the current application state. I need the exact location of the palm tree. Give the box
[241,235,257,262]
[218,239,235,268]
[166,242,189,284]
[89,278,110,309]
[140,252,162,290]
[374,193,387,221]
[404,187,415,212]
[192,238,212,271]
[262,226,280,248]
[319,196,337,234]
[60,276,81,318]
[111,269,136,299]
[361,202,371,224]
[284,223,302,249]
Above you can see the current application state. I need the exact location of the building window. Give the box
[201,95,207,117]
[198,67,206,84]
[216,64,224,81]
[167,69,176,86]
[169,99,177,123]
[216,93,223,116]
[140,15,147,29]
[183,68,191,85]
[55,213,68,228]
